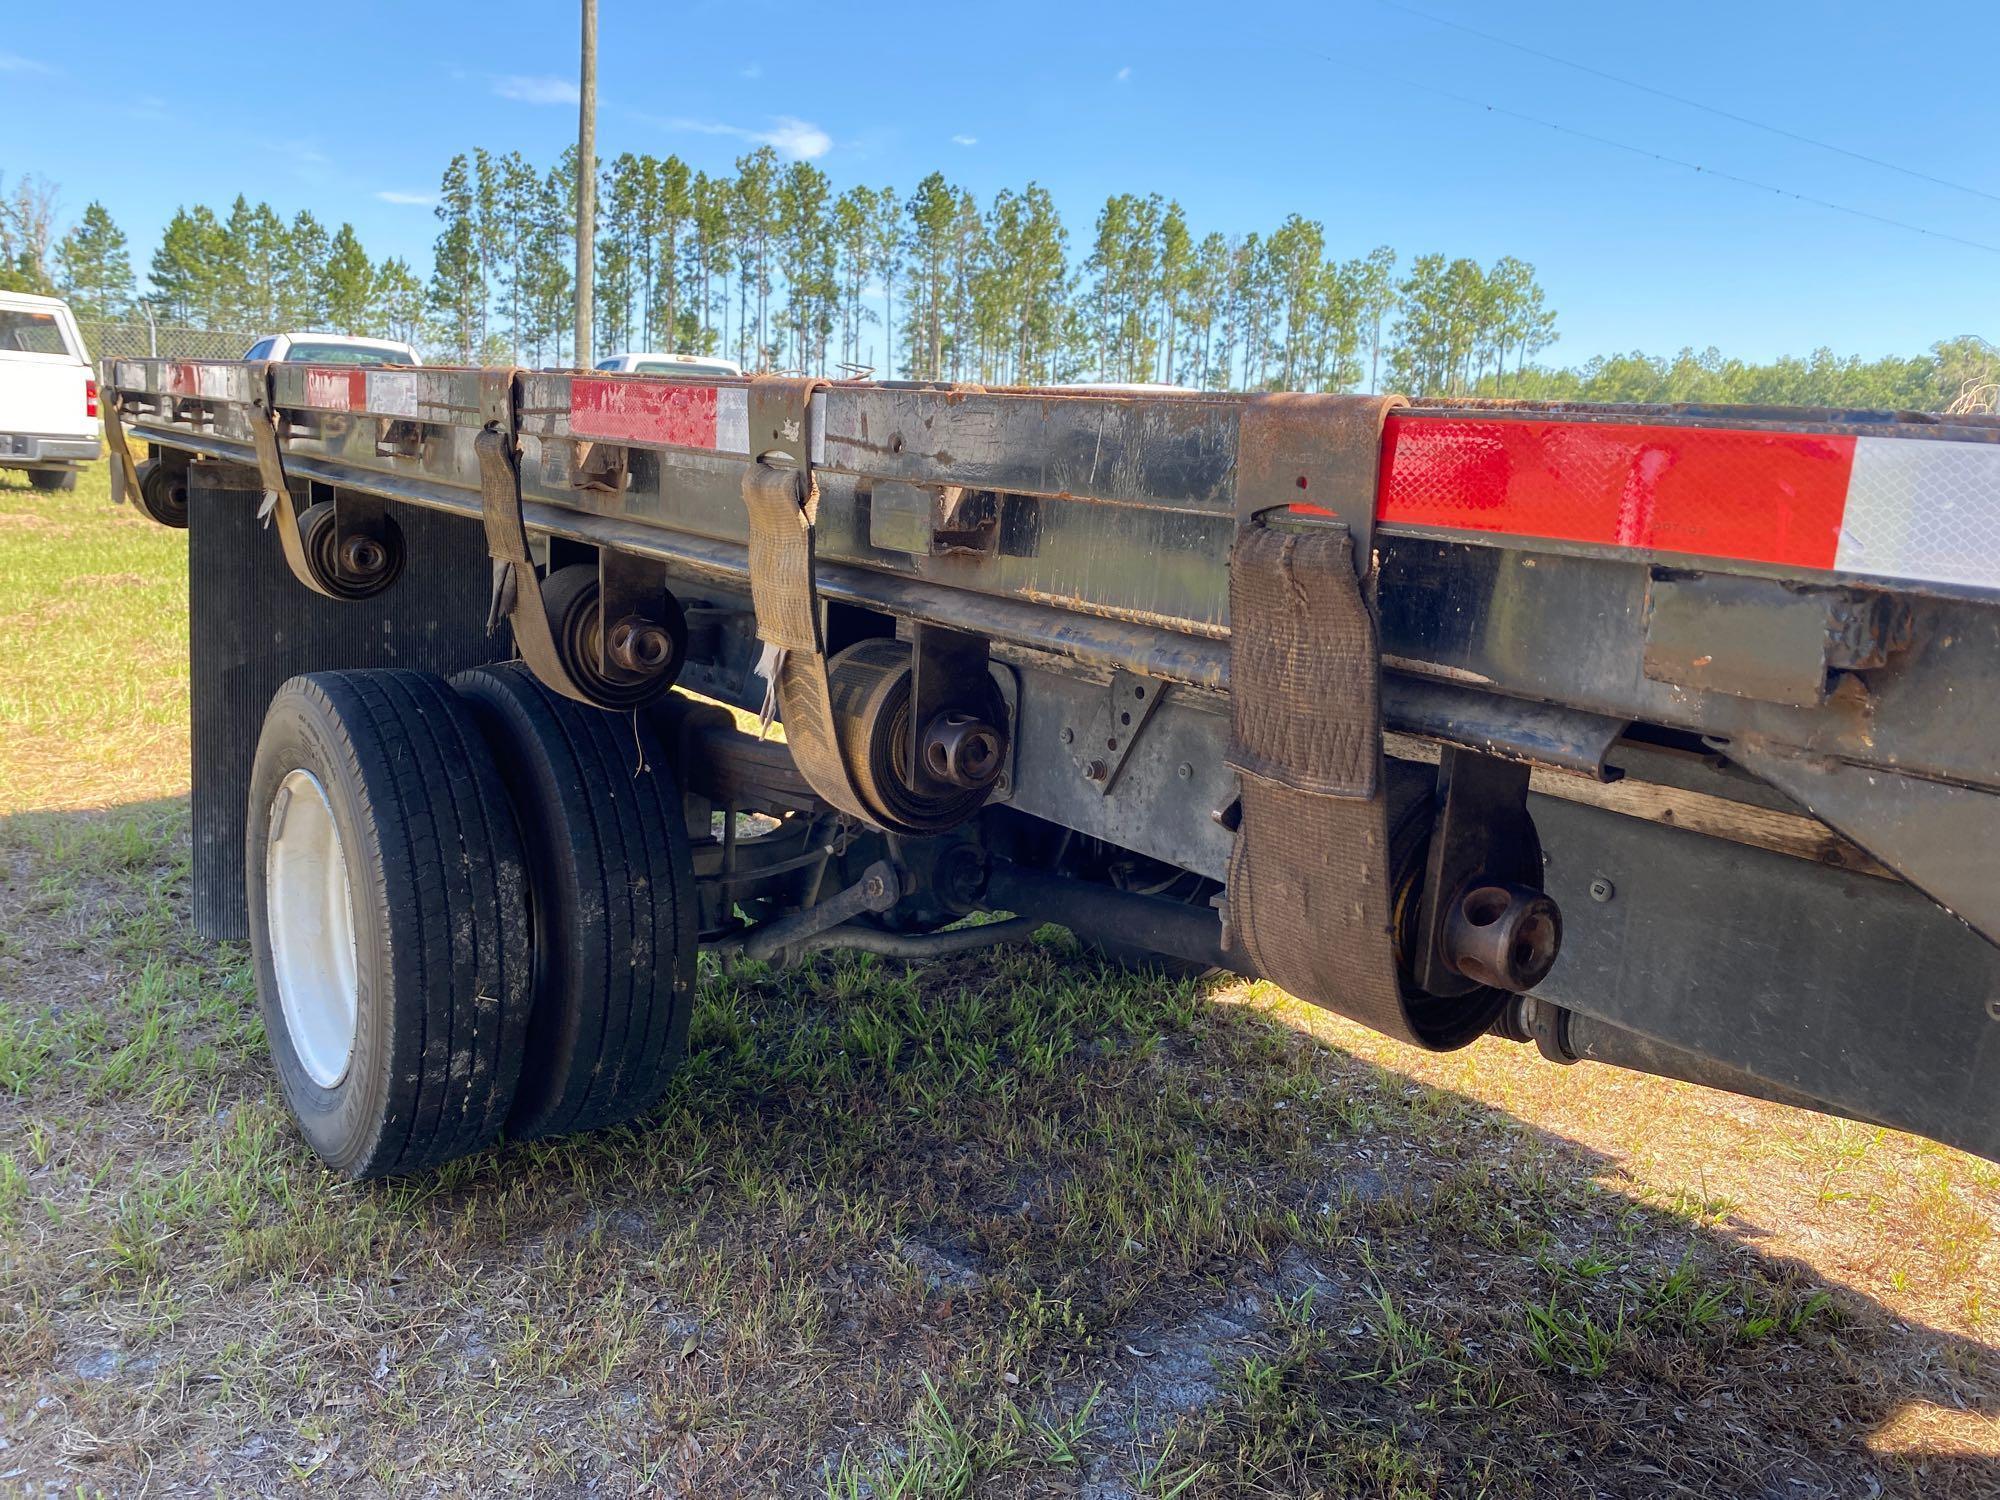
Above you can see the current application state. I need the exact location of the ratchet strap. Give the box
[102,389,139,506]
[249,368,340,601]
[1223,395,1439,1047]
[473,369,594,706]
[738,377,877,826]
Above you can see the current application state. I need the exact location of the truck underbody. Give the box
[101,359,2000,1173]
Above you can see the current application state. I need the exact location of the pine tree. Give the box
[55,202,133,319]
[323,225,374,334]
[868,187,901,378]
[282,211,330,326]
[371,257,426,345]
[428,156,484,361]
[902,174,956,380]
[1354,246,1397,393]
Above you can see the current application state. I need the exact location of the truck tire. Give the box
[28,468,76,492]
[246,670,533,1179]
[452,662,698,1142]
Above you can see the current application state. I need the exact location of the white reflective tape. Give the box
[717,387,749,455]
[1838,437,2000,590]
[197,364,233,400]
[366,370,419,418]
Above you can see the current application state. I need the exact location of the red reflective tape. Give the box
[303,368,365,411]
[1377,415,1855,570]
[569,379,719,447]
[167,362,198,396]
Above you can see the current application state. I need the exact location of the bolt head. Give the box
[1085,759,1108,782]
[1588,877,1615,903]
[1177,762,1193,780]
[1059,726,1075,745]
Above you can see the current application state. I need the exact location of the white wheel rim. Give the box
[266,768,360,1089]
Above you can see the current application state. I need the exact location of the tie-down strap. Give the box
[246,367,344,602]
[738,378,878,827]
[1222,394,1445,1049]
[101,387,140,507]
[473,368,598,706]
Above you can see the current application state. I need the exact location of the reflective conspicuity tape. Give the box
[366,369,420,418]
[1837,437,2000,590]
[567,379,751,453]
[302,368,366,412]
[1376,414,2000,591]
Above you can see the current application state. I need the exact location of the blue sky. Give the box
[3,0,1995,364]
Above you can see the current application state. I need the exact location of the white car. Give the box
[0,290,101,492]
[244,332,421,366]
[594,351,742,378]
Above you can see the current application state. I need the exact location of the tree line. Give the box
[1476,338,1999,416]
[423,144,1562,394]
[5,161,1992,414]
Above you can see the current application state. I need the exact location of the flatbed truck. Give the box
[97,358,2000,1177]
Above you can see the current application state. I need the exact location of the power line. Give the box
[1374,0,2000,208]
[1284,39,2000,257]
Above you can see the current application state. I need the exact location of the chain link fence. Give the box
[73,319,263,363]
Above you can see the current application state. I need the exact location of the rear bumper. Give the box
[0,432,101,465]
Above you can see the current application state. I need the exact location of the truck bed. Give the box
[102,358,2000,1160]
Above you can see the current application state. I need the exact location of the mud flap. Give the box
[1222,394,1473,1050]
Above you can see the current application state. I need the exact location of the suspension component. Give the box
[539,563,687,710]
[825,639,1009,834]
[298,502,405,600]
[921,711,1005,791]
[1440,880,1562,993]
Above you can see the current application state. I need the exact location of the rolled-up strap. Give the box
[1224,393,1447,1048]
[738,378,877,826]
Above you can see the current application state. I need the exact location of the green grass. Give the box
[1,462,1997,1495]
[0,454,190,814]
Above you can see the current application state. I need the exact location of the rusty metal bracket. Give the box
[1072,669,1166,794]
[1235,392,1406,565]
[908,622,993,795]
[1411,746,1542,997]
[1642,570,1913,708]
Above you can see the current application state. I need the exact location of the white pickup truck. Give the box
[0,291,101,491]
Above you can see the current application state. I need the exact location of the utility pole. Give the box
[574,0,597,368]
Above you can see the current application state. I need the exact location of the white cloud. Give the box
[760,115,833,158]
[126,95,174,124]
[645,113,832,160]
[0,51,55,74]
[494,73,579,105]
[950,133,977,147]
[376,190,436,206]
[1115,65,1132,81]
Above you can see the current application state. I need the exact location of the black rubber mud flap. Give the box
[1221,394,1490,1050]
[189,463,503,939]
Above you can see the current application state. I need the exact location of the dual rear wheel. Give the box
[246,665,696,1179]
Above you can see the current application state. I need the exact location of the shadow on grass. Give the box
[1,796,1995,1497]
